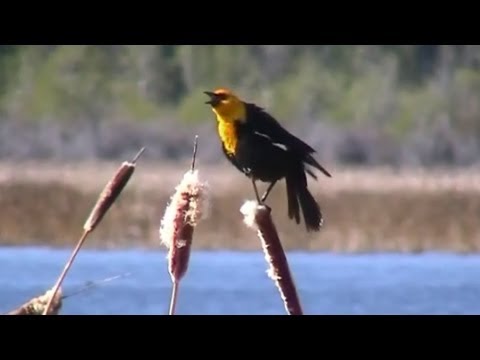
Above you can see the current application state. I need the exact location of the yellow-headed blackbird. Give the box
[204,88,331,232]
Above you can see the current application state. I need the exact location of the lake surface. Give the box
[1,247,479,315]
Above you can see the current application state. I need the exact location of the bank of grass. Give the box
[0,161,479,253]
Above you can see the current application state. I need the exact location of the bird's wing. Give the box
[245,103,331,177]
[245,103,315,153]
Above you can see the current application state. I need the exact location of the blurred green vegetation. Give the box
[0,45,478,127]
[1,45,479,165]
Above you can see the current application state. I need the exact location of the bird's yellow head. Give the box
[204,88,246,122]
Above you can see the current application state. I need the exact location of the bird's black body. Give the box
[222,102,331,232]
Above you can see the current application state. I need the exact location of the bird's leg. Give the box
[251,179,262,204]
[261,180,277,202]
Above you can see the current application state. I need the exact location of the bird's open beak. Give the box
[204,91,219,105]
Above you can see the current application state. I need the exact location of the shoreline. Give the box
[1,243,480,256]
[0,162,479,253]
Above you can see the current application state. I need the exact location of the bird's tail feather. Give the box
[286,166,323,232]
[305,154,332,178]
[286,175,300,224]
[297,185,323,232]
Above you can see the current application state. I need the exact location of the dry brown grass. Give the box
[0,161,479,252]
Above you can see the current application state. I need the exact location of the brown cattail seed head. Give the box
[159,169,209,283]
[83,147,144,232]
[83,161,135,232]
[240,200,303,315]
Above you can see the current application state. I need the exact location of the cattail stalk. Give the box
[240,201,303,315]
[42,147,145,315]
[159,136,209,315]
[7,287,63,315]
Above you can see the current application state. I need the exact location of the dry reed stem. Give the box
[159,136,209,315]
[240,201,303,315]
[42,147,145,315]
[7,287,63,315]
[62,272,132,299]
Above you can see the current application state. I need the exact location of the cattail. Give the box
[42,147,145,315]
[83,148,144,232]
[7,287,63,315]
[159,136,209,315]
[240,201,303,315]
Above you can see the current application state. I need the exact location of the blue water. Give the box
[1,247,480,315]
